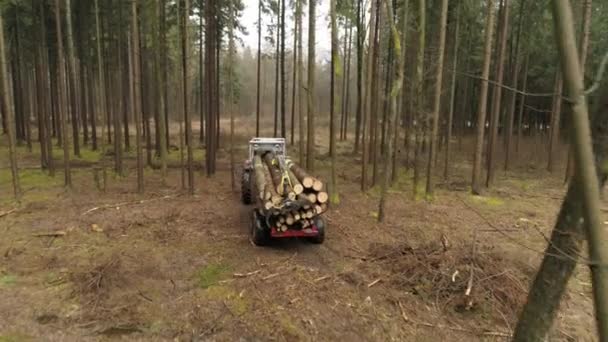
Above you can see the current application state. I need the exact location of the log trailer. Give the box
[241,137,327,246]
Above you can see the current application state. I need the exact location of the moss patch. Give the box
[0,275,16,287]
[0,334,31,342]
[205,286,249,316]
[197,263,231,289]
[470,195,504,207]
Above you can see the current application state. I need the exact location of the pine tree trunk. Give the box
[156,0,168,180]
[378,0,405,221]
[256,0,262,137]
[65,0,81,158]
[485,0,509,188]
[54,0,72,188]
[354,0,363,154]
[280,0,286,138]
[306,0,316,171]
[412,0,426,199]
[131,0,144,193]
[205,0,218,176]
[361,0,378,191]
[0,12,21,200]
[297,0,305,166]
[444,3,459,180]
[513,1,607,339]
[425,0,449,196]
[182,0,194,194]
[548,72,563,173]
[94,0,107,150]
[290,9,298,146]
[329,0,339,204]
[471,0,496,195]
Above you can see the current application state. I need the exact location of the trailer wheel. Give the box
[309,216,326,244]
[251,210,270,246]
[241,169,253,205]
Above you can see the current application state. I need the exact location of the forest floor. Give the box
[0,119,603,341]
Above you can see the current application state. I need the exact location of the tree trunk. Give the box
[564,0,592,183]
[54,0,72,188]
[378,0,405,222]
[256,0,262,137]
[290,8,298,146]
[412,0,426,199]
[513,2,607,339]
[485,0,509,188]
[181,0,194,194]
[205,0,218,176]
[297,0,305,166]
[361,0,378,191]
[280,0,286,138]
[306,0,316,171]
[354,0,363,154]
[94,0,107,150]
[547,72,563,173]
[444,3,459,180]
[425,0,449,196]
[156,0,168,181]
[0,12,21,200]
[471,0,496,195]
[65,0,81,158]
[131,0,144,193]
[329,0,339,204]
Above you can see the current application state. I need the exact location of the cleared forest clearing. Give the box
[0,120,602,341]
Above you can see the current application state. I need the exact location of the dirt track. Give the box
[0,124,601,341]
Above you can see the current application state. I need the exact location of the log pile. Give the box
[253,153,328,232]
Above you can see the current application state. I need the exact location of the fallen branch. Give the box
[398,301,511,338]
[368,278,382,288]
[233,270,262,278]
[33,231,67,237]
[0,208,17,218]
[82,195,177,215]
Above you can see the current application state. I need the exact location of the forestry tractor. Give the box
[241,137,327,246]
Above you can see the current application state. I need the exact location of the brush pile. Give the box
[253,152,328,232]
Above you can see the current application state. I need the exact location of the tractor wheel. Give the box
[309,216,326,244]
[241,169,253,205]
[250,210,270,246]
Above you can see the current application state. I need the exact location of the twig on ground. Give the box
[262,273,281,280]
[0,208,17,218]
[397,302,511,338]
[314,275,331,282]
[368,278,382,288]
[33,231,67,237]
[233,270,261,278]
[82,194,177,215]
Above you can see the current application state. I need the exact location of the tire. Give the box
[309,216,326,244]
[241,169,253,205]
[250,210,270,246]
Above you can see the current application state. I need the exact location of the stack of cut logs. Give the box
[253,153,328,232]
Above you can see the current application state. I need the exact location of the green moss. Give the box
[197,263,231,289]
[0,275,16,287]
[0,169,59,189]
[74,149,102,162]
[0,334,31,342]
[470,195,504,207]
[279,318,305,339]
[204,285,249,315]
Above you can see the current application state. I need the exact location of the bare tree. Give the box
[306,0,316,171]
[0,11,21,200]
[55,0,72,188]
[131,0,144,193]
[425,0,449,196]
[471,0,496,195]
